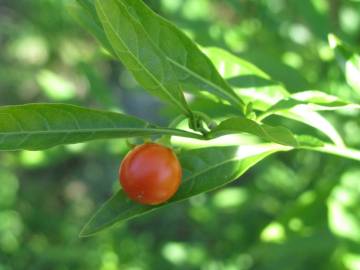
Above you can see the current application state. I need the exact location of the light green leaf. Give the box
[80,143,290,236]
[263,91,360,113]
[210,117,298,147]
[203,47,289,111]
[206,47,347,146]
[36,70,76,101]
[329,34,360,94]
[276,106,345,147]
[0,104,202,151]
[95,0,191,115]
[255,93,359,148]
[295,135,325,147]
[257,90,360,146]
[302,143,360,162]
[291,90,360,110]
[203,47,269,78]
[328,170,360,243]
[297,135,360,161]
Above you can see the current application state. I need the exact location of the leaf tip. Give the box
[79,221,96,238]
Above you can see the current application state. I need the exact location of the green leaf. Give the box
[329,34,360,94]
[296,135,360,162]
[73,1,245,112]
[291,90,360,110]
[295,135,325,147]
[262,91,360,116]
[256,92,359,146]
[0,104,202,151]
[275,107,345,147]
[328,169,360,243]
[256,89,360,147]
[95,0,191,115]
[203,47,270,78]
[203,49,350,147]
[210,117,298,147]
[72,1,247,113]
[203,47,290,111]
[80,143,290,236]
[302,143,360,162]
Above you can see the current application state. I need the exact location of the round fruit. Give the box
[119,143,182,205]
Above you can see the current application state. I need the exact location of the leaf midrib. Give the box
[0,127,203,139]
[168,58,244,107]
[96,1,189,115]
[118,1,244,109]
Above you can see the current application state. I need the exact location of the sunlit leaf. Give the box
[291,90,360,110]
[329,34,360,94]
[295,135,324,147]
[36,70,76,101]
[204,47,289,111]
[297,135,360,161]
[257,90,360,146]
[328,169,360,242]
[303,143,360,162]
[210,117,298,147]
[259,91,360,124]
[276,106,345,147]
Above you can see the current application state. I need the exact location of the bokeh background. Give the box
[1,0,360,269]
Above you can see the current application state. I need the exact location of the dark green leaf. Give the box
[0,104,202,151]
[80,143,289,236]
[73,1,245,112]
[95,0,191,115]
[210,117,298,147]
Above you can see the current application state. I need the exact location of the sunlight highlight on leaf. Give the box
[280,105,345,147]
[260,222,286,243]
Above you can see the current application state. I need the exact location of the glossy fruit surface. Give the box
[119,143,182,205]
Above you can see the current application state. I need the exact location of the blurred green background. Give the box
[1,0,360,269]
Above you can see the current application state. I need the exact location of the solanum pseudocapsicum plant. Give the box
[1,0,359,237]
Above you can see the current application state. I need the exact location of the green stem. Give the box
[152,127,204,140]
[193,111,217,129]
[169,114,188,129]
